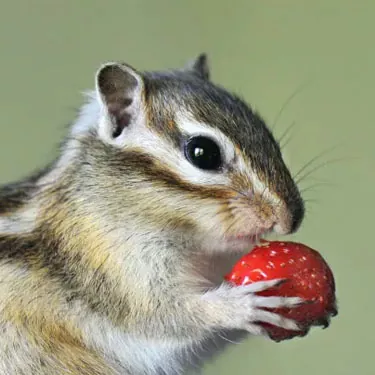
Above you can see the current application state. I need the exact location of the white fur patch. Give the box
[0,203,38,234]
[71,90,99,136]
[0,322,44,375]
[81,313,188,375]
[36,138,81,189]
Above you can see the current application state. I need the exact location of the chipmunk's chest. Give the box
[83,315,248,375]
[81,314,199,375]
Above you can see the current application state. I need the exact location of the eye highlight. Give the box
[184,136,223,171]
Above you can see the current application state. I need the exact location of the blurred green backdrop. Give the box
[0,1,372,374]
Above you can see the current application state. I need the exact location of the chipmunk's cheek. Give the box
[213,196,276,252]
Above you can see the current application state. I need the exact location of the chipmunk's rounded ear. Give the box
[95,62,145,141]
[185,53,210,81]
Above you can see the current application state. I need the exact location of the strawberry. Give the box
[224,240,337,342]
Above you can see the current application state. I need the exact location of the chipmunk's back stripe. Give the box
[0,163,54,235]
[0,188,29,214]
[0,173,43,214]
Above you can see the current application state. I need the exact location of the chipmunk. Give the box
[0,54,305,375]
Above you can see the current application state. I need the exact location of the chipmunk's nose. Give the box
[273,196,305,235]
[245,191,304,236]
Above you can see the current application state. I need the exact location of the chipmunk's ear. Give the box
[95,62,145,142]
[184,53,210,81]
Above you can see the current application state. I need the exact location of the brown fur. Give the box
[0,55,306,374]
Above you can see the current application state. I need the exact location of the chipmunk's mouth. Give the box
[231,234,258,242]
[226,229,270,243]
[223,231,270,250]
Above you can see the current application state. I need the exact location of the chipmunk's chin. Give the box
[199,234,265,255]
[221,231,271,253]
[223,238,259,253]
[196,227,271,254]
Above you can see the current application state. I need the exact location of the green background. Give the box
[0,1,372,374]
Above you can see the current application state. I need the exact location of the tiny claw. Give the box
[299,328,310,337]
[331,306,338,317]
[315,317,330,329]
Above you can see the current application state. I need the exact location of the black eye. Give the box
[184,136,222,170]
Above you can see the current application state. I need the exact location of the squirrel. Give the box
[0,54,305,375]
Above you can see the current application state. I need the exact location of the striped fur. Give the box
[0,55,305,374]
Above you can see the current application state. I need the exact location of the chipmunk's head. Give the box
[67,55,304,253]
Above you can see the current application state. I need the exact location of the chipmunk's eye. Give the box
[184,136,222,170]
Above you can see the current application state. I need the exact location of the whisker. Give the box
[223,216,240,237]
[229,199,251,208]
[217,332,242,345]
[260,185,267,202]
[303,198,319,204]
[280,132,295,150]
[278,120,296,146]
[230,208,249,217]
[300,181,336,194]
[272,79,312,130]
[293,145,340,180]
[216,206,233,216]
[215,183,248,199]
[295,157,348,185]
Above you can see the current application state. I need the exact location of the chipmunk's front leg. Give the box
[199,279,303,336]
[149,279,302,341]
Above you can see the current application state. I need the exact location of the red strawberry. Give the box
[224,240,337,342]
